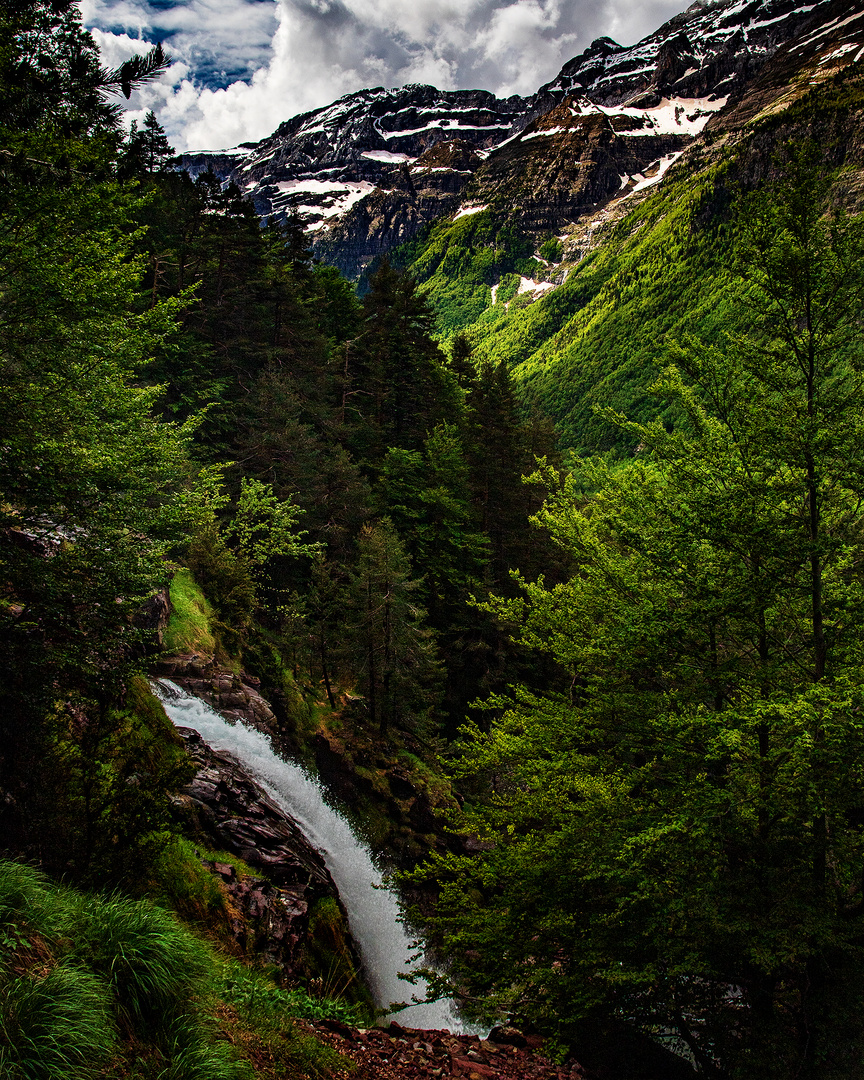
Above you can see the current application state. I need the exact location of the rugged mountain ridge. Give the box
[177,85,523,240]
[175,0,845,279]
[444,0,864,455]
[532,0,834,111]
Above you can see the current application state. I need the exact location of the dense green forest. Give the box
[3,1,864,1078]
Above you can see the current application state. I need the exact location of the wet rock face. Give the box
[173,725,337,975]
[177,725,331,889]
[155,654,277,734]
[203,856,314,975]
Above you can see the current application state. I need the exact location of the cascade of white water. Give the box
[153,679,471,1032]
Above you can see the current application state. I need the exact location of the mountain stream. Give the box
[153,679,471,1032]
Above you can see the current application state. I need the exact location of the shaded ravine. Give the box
[153,679,472,1032]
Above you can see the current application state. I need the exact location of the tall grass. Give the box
[66,894,209,1034]
[0,860,358,1079]
[162,568,216,656]
[0,964,114,1079]
[0,862,248,1079]
[0,862,53,933]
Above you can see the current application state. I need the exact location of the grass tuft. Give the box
[67,895,209,1036]
[0,859,359,1078]
[163,568,216,656]
[0,963,115,1079]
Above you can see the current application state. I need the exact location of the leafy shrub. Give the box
[539,237,563,263]
[150,837,228,923]
[215,960,359,1079]
[220,962,365,1027]
[495,273,520,305]
[186,525,257,657]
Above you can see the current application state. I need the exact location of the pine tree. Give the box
[344,260,459,471]
[342,520,441,737]
[420,150,864,1077]
[120,110,173,176]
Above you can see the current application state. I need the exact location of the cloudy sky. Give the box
[81,0,686,152]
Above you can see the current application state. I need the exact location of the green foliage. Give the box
[397,211,538,333]
[215,960,356,1078]
[0,1,167,145]
[66,894,210,1034]
[186,525,257,658]
[494,273,520,306]
[0,861,48,928]
[538,237,563,264]
[26,678,193,886]
[149,837,228,922]
[419,156,864,1077]
[380,423,489,625]
[302,897,372,1018]
[0,860,252,1079]
[120,110,174,177]
[220,953,365,1027]
[0,964,115,1080]
[341,519,442,737]
[0,860,355,1079]
[164,569,217,656]
[226,478,315,571]
[0,39,223,876]
[344,260,461,471]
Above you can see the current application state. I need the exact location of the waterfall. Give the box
[153,679,472,1032]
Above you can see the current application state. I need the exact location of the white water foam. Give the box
[153,680,472,1032]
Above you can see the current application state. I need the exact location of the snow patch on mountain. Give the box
[594,95,729,137]
[362,150,415,163]
[454,204,488,219]
[522,126,566,140]
[518,277,556,296]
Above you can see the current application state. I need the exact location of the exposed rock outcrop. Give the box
[173,724,342,976]
[173,0,846,279]
[305,1017,699,1079]
[312,730,462,868]
[132,585,171,649]
[155,654,278,734]
[306,1022,581,1079]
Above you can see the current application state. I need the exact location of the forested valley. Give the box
[4,2,864,1079]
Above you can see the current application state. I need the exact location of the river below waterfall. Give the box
[153,679,473,1032]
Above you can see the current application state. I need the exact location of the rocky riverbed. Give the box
[300,1019,585,1079]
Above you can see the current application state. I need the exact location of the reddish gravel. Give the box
[300,1020,588,1079]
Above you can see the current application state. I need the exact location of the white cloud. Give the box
[83,0,686,152]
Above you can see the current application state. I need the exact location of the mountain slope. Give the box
[450,0,864,451]
[176,0,838,280]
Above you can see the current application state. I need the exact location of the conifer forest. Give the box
[4,1,864,1077]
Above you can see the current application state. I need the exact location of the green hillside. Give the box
[404,70,864,452]
[468,152,735,452]
[384,210,546,334]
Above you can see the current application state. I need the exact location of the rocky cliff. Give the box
[174,0,845,279]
